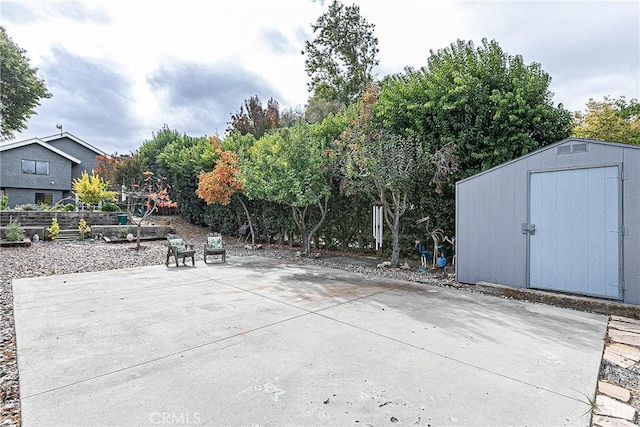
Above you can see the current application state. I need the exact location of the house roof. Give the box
[40,132,107,156]
[0,138,82,164]
[455,137,640,185]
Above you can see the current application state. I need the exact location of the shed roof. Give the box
[455,137,640,185]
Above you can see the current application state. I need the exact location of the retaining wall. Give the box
[0,211,121,229]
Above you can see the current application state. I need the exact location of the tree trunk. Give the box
[291,206,310,255]
[237,195,255,247]
[380,191,407,267]
[306,195,330,256]
[389,206,401,267]
[291,196,329,257]
[136,224,141,251]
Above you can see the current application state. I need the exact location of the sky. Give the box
[2,0,639,154]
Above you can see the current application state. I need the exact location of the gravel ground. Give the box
[0,217,638,426]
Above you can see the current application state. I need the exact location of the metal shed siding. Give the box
[456,139,640,305]
[455,159,529,286]
[622,148,640,304]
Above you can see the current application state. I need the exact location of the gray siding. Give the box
[1,188,64,207]
[0,144,73,206]
[456,139,640,305]
[47,137,100,180]
[622,148,640,304]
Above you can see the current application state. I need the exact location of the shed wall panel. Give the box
[456,139,640,304]
[501,165,517,285]
[456,178,480,283]
[512,159,529,285]
[477,174,492,281]
[488,170,503,283]
[622,148,640,304]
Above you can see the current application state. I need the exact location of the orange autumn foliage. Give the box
[197,136,245,205]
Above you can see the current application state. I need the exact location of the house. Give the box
[0,133,106,207]
[455,137,640,305]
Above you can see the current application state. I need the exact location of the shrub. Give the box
[101,202,121,212]
[0,195,8,210]
[77,219,91,239]
[63,203,76,211]
[4,220,24,241]
[46,217,60,241]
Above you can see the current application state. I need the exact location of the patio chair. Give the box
[166,233,195,267]
[204,232,226,263]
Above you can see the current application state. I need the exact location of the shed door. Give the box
[528,166,621,299]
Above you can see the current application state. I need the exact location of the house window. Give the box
[22,160,49,175]
[35,193,53,205]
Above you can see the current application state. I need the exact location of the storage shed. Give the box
[455,138,640,305]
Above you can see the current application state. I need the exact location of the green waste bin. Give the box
[117,214,129,225]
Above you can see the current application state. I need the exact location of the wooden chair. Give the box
[204,233,226,263]
[166,234,195,267]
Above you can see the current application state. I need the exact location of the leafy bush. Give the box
[77,218,91,239]
[46,217,60,241]
[101,202,121,212]
[4,220,24,241]
[0,194,8,210]
[63,203,76,211]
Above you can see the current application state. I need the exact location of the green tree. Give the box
[573,96,640,145]
[138,125,181,176]
[113,152,144,188]
[303,0,379,105]
[340,85,457,266]
[304,94,346,124]
[240,122,338,255]
[377,38,572,177]
[0,26,52,139]
[156,134,215,223]
[280,106,305,128]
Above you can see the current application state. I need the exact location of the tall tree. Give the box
[196,136,258,247]
[340,85,457,266]
[377,38,572,178]
[304,94,345,124]
[0,26,51,139]
[156,134,215,223]
[227,95,280,139]
[241,123,338,255]
[113,152,144,188]
[303,0,379,105]
[138,125,181,176]
[573,96,640,145]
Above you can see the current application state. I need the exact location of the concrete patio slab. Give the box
[14,256,608,426]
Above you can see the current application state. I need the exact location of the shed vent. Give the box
[572,143,587,153]
[557,146,571,155]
